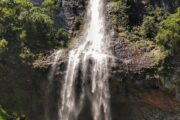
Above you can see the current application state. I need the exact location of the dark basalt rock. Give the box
[150,0,180,12]
[30,0,43,5]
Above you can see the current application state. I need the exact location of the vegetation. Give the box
[0,0,69,63]
[156,8,180,54]
[0,106,23,120]
[0,39,8,53]
[0,0,180,119]
[109,0,180,56]
[108,0,180,91]
[0,0,71,118]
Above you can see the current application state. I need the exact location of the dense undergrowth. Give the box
[0,0,69,65]
[108,0,180,56]
[108,0,180,94]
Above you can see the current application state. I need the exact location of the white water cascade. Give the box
[49,0,112,120]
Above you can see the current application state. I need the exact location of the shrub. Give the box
[141,16,158,39]
[0,39,8,53]
[55,28,69,47]
[156,7,180,54]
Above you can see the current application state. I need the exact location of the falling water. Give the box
[49,0,112,120]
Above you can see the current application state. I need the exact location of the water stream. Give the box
[49,0,112,120]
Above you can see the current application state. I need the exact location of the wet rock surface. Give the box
[53,0,88,31]
[32,16,180,120]
[36,32,180,120]
[1,0,180,120]
[108,35,180,119]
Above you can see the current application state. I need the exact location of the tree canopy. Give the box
[0,0,69,62]
[156,8,180,54]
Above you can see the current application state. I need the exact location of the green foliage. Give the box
[109,0,169,33]
[0,39,8,53]
[108,0,176,52]
[110,1,129,31]
[108,0,180,62]
[141,16,158,39]
[156,7,180,54]
[0,106,23,120]
[55,28,69,47]
[0,0,69,63]
[0,106,10,120]
[42,0,59,13]
[19,8,55,51]
[42,0,55,6]
[19,47,34,64]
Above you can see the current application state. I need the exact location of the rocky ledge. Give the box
[32,0,180,119]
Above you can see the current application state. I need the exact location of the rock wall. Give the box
[0,0,180,120]
[33,0,180,119]
[150,0,180,11]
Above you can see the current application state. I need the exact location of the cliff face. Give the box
[53,0,87,30]
[106,0,180,92]
[106,0,180,119]
[151,0,180,11]
[0,0,180,120]
[39,0,180,119]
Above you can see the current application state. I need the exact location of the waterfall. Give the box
[49,0,112,120]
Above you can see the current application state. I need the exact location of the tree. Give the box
[141,16,158,39]
[0,0,69,57]
[156,7,180,54]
